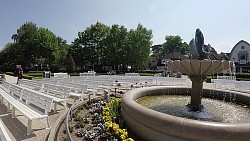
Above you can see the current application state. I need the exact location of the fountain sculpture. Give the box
[168,28,233,111]
[121,29,250,141]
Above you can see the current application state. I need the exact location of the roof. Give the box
[208,46,220,60]
[238,51,248,55]
[161,52,188,60]
[230,40,250,59]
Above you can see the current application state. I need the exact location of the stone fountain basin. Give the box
[167,60,234,75]
[121,86,250,141]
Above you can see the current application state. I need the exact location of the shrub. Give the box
[5,72,14,76]
[22,74,33,80]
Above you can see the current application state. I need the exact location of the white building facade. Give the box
[229,40,250,72]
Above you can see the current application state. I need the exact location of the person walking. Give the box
[17,65,23,84]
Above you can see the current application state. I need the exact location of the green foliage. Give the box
[151,44,163,58]
[72,22,152,71]
[109,98,125,128]
[15,22,39,66]
[0,43,24,71]
[65,49,76,73]
[28,71,43,73]
[68,72,79,76]
[63,126,73,134]
[162,35,189,57]
[27,72,43,77]
[71,22,109,70]
[5,72,14,76]
[33,27,58,64]
[22,74,33,80]
[139,73,155,76]
[0,22,69,72]
[4,72,33,79]
[75,121,85,128]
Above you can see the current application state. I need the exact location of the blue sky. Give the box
[0,0,250,53]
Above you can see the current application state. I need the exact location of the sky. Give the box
[0,0,250,53]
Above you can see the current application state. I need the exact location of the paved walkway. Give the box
[0,75,72,141]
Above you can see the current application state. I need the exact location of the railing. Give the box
[65,108,73,141]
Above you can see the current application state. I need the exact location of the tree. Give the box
[127,24,153,70]
[105,24,128,70]
[151,44,163,58]
[11,34,19,43]
[65,48,75,73]
[71,23,152,72]
[162,35,189,56]
[15,22,39,66]
[7,22,68,70]
[33,27,58,65]
[56,37,69,68]
[0,43,23,71]
[72,22,110,71]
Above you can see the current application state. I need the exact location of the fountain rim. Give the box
[122,86,250,126]
[166,59,234,76]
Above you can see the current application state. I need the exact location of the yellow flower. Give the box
[113,123,119,131]
[120,134,126,140]
[125,138,134,141]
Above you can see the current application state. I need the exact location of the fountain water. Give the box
[167,59,233,111]
[121,29,250,141]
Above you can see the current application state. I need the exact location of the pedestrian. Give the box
[17,65,23,84]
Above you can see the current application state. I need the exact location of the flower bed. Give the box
[57,98,134,141]
[102,98,134,141]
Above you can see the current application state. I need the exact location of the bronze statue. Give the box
[189,28,211,59]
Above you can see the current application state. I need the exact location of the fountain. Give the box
[168,28,233,111]
[121,29,250,141]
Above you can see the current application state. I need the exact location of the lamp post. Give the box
[163,61,166,70]
[35,64,38,73]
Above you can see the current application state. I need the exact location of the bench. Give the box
[18,79,42,91]
[42,83,70,99]
[80,72,96,76]
[235,81,250,93]
[0,82,53,135]
[57,81,89,101]
[42,84,70,109]
[0,118,11,141]
[125,73,140,76]
[16,80,68,112]
[0,80,10,92]
[53,73,69,78]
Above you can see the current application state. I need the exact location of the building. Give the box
[160,52,188,70]
[206,45,221,60]
[229,40,250,73]
[161,52,188,63]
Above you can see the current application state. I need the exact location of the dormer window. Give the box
[240,55,246,60]
[238,51,248,64]
[241,45,245,50]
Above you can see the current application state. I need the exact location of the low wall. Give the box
[121,86,250,141]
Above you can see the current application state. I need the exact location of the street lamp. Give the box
[163,61,166,70]
[35,64,38,73]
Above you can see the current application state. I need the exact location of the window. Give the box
[241,45,245,50]
[240,55,246,60]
